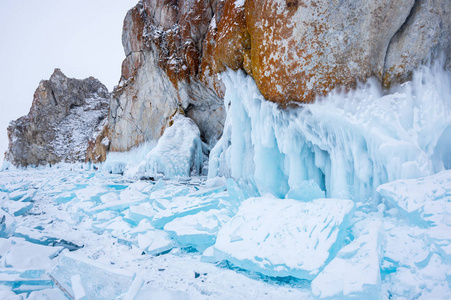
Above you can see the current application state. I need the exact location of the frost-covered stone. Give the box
[214,195,354,280]
[104,115,205,179]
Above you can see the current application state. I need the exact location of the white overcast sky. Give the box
[0,0,137,163]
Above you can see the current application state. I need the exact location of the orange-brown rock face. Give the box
[245,0,450,104]
[201,0,250,97]
[245,0,414,104]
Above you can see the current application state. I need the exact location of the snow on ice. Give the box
[0,61,450,298]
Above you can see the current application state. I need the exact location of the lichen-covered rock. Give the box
[245,0,415,104]
[200,0,250,97]
[5,69,109,167]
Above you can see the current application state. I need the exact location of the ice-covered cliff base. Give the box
[102,115,206,179]
[210,60,451,200]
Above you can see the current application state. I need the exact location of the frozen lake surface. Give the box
[0,166,450,299]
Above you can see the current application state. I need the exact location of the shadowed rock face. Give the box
[5,69,109,167]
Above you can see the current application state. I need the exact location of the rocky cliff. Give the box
[103,0,450,155]
[5,69,109,167]
[6,0,450,166]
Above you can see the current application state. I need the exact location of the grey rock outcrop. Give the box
[5,69,109,167]
[383,0,451,86]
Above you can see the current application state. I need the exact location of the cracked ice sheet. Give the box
[311,217,383,299]
[381,215,451,299]
[214,195,355,280]
[377,169,451,231]
[164,208,232,251]
[0,167,313,299]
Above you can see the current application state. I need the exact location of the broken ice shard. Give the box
[377,170,451,229]
[0,209,16,238]
[164,208,231,251]
[285,180,325,202]
[137,230,175,255]
[1,201,33,216]
[50,253,135,300]
[311,217,383,299]
[0,269,54,295]
[13,227,83,251]
[214,195,354,280]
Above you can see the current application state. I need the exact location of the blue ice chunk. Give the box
[214,196,355,280]
[188,186,226,198]
[2,201,33,217]
[311,218,383,299]
[88,190,149,214]
[55,192,76,204]
[226,179,246,203]
[150,178,165,193]
[0,269,54,295]
[285,180,325,202]
[91,210,119,223]
[137,230,176,255]
[377,170,451,229]
[106,184,128,191]
[50,253,135,300]
[8,190,28,201]
[164,209,231,252]
[0,209,16,238]
[201,246,220,264]
[152,193,229,229]
[91,216,133,236]
[150,185,190,201]
[125,203,157,225]
[122,276,144,300]
[1,237,63,269]
[226,178,260,206]
[13,227,83,251]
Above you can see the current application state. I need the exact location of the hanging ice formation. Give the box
[208,60,451,201]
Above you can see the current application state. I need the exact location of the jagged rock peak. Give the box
[5,69,110,167]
